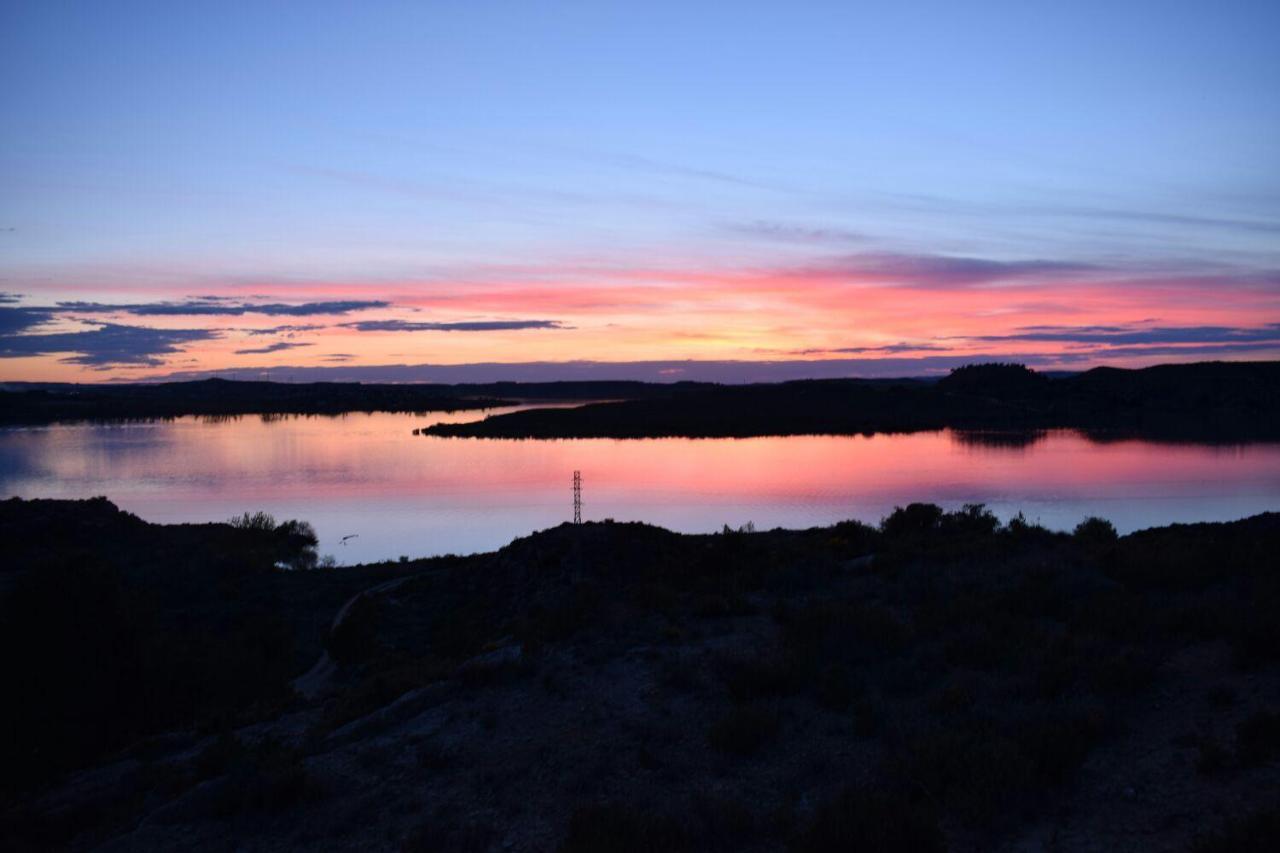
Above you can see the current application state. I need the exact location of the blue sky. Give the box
[1,1,1278,380]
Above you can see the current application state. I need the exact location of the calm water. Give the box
[2,408,1278,564]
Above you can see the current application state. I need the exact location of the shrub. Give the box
[720,653,799,702]
[560,803,690,853]
[1016,709,1108,784]
[781,600,911,664]
[1195,738,1230,775]
[1236,710,1280,768]
[1089,650,1157,697]
[944,503,1000,537]
[792,786,944,853]
[1229,592,1280,667]
[851,694,883,737]
[277,519,320,569]
[886,728,1033,825]
[1073,517,1118,548]
[1005,512,1047,538]
[881,503,943,539]
[1192,802,1280,853]
[228,510,277,531]
[708,705,781,757]
[207,742,322,816]
[814,663,857,712]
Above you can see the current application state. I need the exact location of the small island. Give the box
[423,361,1280,442]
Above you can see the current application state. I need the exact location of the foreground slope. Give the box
[2,499,1279,851]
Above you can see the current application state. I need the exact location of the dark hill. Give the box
[3,498,1280,851]
[0,379,508,425]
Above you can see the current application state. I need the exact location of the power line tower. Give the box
[572,470,582,525]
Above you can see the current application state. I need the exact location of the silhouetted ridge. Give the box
[424,360,1280,441]
[936,362,1050,398]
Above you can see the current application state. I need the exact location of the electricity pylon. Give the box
[572,470,582,525]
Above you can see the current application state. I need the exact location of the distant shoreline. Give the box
[0,379,671,426]
[3,362,1278,441]
[423,361,1280,442]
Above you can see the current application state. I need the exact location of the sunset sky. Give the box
[2,1,1278,382]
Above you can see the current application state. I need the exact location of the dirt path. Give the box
[293,575,416,699]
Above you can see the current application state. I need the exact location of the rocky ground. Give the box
[3,499,1279,851]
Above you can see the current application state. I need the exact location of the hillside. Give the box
[2,498,1279,851]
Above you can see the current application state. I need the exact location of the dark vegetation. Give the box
[0,379,504,424]
[424,360,1280,441]
[2,497,1279,851]
[0,378,683,425]
[0,498,421,799]
[7,361,1277,440]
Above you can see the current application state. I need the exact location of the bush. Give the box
[1089,649,1157,697]
[720,653,799,702]
[945,503,1000,537]
[226,512,318,569]
[881,503,943,539]
[1016,709,1108,784]
[781,600,911,664]
[1192,802,1280,853]
[886,728,1032,825]
[708,705,781,757]
[1005,512,1048,538]
[206,742,322,817]
[277,519,320,570]
[1229,591,1280,667]
[1195,738,1230,775]
[228,510,277,531]
[1073,517,1118,549]
[1236,710,1280,768]
[814,664,857,712]
[560,804,690,853]
[792,786,944,853]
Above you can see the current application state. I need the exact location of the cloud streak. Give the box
[969,323,1280,346]
[57,299,389,317]
[789,253,1098,288]
[341,319,570,332]
[240,323,326,336]
[233,341,315,355]
[725,220,868,245]
[798,343,953,355]
[0,323,219,367]
[0,306,55,335]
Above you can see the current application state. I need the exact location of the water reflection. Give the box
[2,411,1278,564]
[950,429,1051,450]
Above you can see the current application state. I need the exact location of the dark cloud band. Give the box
[0,322,219,367]
[971,323,1280,346]
[233,341,315,355]
[341,319,568,332]
[57,299,389,317]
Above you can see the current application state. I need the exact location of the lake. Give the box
[3,407,1278,564]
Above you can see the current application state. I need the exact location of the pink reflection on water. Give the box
[2,411,1277,563]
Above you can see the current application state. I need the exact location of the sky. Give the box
[2,0,1278,383]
